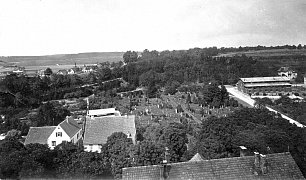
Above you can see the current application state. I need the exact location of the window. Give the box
[77,133,79,139]
[56,132,62,137]
[52,141,56,146]
[89,144,93,151]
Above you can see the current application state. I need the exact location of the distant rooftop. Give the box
[278,67,295,72]
[244,82,292,88]
[240,77,291,83]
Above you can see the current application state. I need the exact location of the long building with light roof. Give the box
[237,76,292,96]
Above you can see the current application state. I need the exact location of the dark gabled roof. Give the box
[24,126,56,145]
[59,117,82,138]
[278,67,295,72]
[57,69,68,74]
[69,67,81,72]
[122,152,304,180]
[83,115,136,145]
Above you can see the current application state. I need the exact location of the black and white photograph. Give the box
[0,0,306,179]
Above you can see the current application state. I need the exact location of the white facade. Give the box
[68,69,75,74]
[87,108,121,117]
[47,125,82,149]
[82,68,94,73]
[84,144,102,153]
[278,67,297,80]
[278,71,297,80]
[71,130,82,144]
[47,126,71,149]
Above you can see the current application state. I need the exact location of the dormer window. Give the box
[127,132,132,138]
[56,132,62,137]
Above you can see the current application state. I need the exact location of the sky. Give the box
[0,0,306,56]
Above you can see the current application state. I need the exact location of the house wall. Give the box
[278,71,297,80]
[236,80,245,92]
[47,126,71,149]
[83,135,135,153]
[70,129,83,144]
[84,144,102,153]
[246,86,292,96]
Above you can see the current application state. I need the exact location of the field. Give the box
[215,48,306,75]
[215,49,306,58]
[0,52,124,72]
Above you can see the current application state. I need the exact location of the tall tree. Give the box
[103,132,133,179]
[123,51,138,64]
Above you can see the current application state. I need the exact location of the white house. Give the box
[67,67,81,75]
[278,67,297,80]
[57,69,68,75]
[24,117,82,149]
[83,115,136,153]
[82,65,97,73]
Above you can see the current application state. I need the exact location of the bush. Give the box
[294,92,299,96]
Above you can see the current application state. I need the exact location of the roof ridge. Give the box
[68,120,81,129]
[30,126,57,128]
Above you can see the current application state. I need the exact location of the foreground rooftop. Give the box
[122,152,304,180]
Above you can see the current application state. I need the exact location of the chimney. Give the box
[254,152,260,168]
[239,146,247,157]
[260,154,267,174]
[127,131,132,139]
[163,147,170,164]
[253,152,261,175]
[161,147,171,180]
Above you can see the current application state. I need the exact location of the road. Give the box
[225,85,305,128]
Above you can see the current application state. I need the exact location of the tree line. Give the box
[2,107,306,178]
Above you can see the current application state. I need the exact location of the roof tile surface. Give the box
[122,152,304,180]
[59,117,82,138]
[84,115,136,145]
[24,126,56,145]
[240,77,291,83]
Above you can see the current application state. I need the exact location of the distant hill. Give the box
[215,49,306,58]
[0,52,124,67]
[0,60,15,67]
